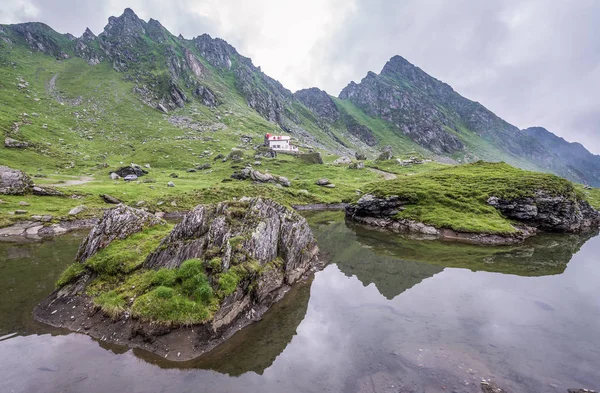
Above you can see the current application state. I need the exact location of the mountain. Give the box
[524,127,600,186]
[1,8,599,185]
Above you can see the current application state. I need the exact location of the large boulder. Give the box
[76,204,165,263]
[487,190,600,232]
[231,167,291,187]
[111,166,147,178]
[0,165,33,195]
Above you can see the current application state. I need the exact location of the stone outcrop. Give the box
[231,167,290,187]
[75,204,164,263]
[0,165,33,195]
[145,198,318,282]
[346,194,537,245]
[34,199,319,360]
[487,191,600,232]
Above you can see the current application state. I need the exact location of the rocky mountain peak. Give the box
[104,8,146,38]
[192,33,237,70]
[295,88,339,123]
[81,27,96,41]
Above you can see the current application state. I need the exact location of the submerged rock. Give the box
[0,165,33,195]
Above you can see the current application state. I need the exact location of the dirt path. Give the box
[47,176,96,187]
[369,168,397,180]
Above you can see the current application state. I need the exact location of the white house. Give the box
[264,133,298,151]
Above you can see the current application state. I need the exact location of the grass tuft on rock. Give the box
[55,263,86,288]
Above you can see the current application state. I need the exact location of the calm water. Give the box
[1,212,599,393]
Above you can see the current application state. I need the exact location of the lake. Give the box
[1,211,599,393]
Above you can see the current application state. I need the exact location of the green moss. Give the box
[55,263,86,288]
[84,225,172,276]
[208,257,222,272]
[218,270,241,296]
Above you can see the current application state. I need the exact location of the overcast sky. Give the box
[2,0,599,153]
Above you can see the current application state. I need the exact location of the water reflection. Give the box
[133,278,312,376]
[1,213,599,393]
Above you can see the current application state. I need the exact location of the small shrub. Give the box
[177,259,205,280]
[208,257,222,272]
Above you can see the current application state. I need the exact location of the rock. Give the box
[4,137,29,148]
[41,215,53,222]
[136,201,146,207]
[316,178,330,186]
[170,200,177,207]
[144,198,319,286]
[277,176,291,187]
[240,135,253,144]
[231,168,291,187]
[187,168,197,173]
[100,194,121,204]
[32,186,64,197]
[68,205,87,216]
[376,146,393,161]
[355,152,367,161]
[196,163,211,170]
[568,389,598,393]
[123,175,138,181]
[349,162,365,169]
[0,165,33,195]
[487,190,600,232]
[346,194,537,244]
[18,201,30,206]
[332,156,352,165]
[294,88,340,123]
[167,181,175,187]
[480,381,507,393]
[323,184,336,188]
[112,166,147,178]
[169,173,178,178]
[109,173,121,180]
[76,205,165,263]
[15,210,28,215]
[213,154,225,161]
[255,147,277,159]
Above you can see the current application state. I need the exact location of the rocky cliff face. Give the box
[487,191,600,232]
[295,88,340,123]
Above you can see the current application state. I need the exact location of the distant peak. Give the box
[381,55,415,75]
[123,8,138,17]
[81,27,96,40]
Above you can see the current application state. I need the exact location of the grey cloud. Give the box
[1,0,599,153]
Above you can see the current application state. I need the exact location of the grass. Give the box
[55,262,85,288]
[84,224,173,276]
[363,161,584,234]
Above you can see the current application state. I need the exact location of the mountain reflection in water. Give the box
[1,211,599,393]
